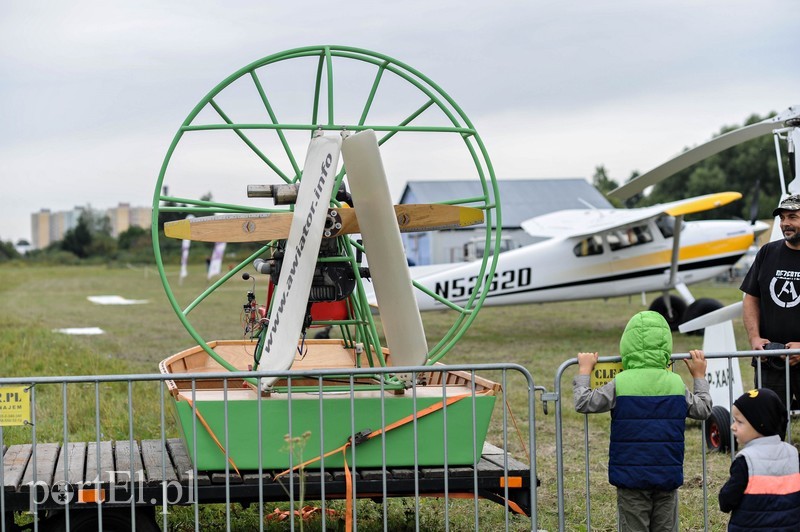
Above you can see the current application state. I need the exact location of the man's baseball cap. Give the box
[772,194,800,217]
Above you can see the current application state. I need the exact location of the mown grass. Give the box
[1,264,796,530]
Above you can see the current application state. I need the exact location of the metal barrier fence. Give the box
[0,363,539,531]
[6,350,797,531]
[550,348,800,532]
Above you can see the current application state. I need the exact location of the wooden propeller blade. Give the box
[164,204,484,243]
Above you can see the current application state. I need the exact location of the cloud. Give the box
[1,0,798,244]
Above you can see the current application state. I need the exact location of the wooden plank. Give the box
[141,439,177,483]
[359,469,391,481]
[387,468,418,480]
[336,204,485,236]
[85,441,114,484]
[166,438,210,486]
[211,471,243,484]
[114,440,145,484]
[20,442,60,489]
[53,442,87,485]
[481,442,505,456]
[242,471,273,484]
[332,470,363,482]
[165,212,294,242]
[480,443,529,472]
[421,466,474,479]
[2,444,32,491]
[482,453,529,473]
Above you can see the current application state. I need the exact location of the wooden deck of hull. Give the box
[159,339,503,396]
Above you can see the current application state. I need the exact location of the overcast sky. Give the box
[2,0,798,244]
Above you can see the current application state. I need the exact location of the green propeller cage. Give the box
[152,45,501,389]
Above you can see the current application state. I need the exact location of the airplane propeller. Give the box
[256,133,342,388]
[341,130,430,380]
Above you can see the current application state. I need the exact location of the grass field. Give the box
[1,263,795,530]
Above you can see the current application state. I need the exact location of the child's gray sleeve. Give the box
[686,377,712,420]
[573,374,616,413]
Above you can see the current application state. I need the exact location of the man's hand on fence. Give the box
[750,337,769,351]
[786,342,800,366]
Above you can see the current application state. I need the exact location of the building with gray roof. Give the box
[399,178,611,264]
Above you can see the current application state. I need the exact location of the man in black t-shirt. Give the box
[740,194,800,408]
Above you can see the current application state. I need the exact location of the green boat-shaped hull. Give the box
[161,340,499,470]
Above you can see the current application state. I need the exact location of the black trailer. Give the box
[2,438,533,530]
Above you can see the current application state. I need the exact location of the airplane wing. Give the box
[520,191,742,239]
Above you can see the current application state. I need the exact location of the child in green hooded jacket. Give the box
[573,310,712,532]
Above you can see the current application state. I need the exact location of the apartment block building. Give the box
[30,203,151,249]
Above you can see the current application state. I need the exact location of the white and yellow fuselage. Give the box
[411,217,757,310]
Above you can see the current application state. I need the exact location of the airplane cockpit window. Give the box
[655,215,675,238]
[607,224,653,251]
[573,235,604,257]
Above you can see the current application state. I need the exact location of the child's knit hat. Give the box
[733,388,787,438]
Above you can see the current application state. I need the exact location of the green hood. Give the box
[619,311,672,370]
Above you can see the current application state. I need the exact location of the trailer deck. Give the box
[2,438,533,525]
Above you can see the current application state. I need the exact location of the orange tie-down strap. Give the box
[428,492,527,515]
[265,505,340,522]
[273,391,490,532]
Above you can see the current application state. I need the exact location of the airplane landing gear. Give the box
[705,405,733,452]
[649,295,723,333]
[649,295,687,331]
[681,298,724,335]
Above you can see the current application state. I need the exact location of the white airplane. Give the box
[401,192,763,328]
[392,107,800,330]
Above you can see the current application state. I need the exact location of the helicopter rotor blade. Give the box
[610,105,800,201]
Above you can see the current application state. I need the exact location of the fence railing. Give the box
[5,350,798,530]
[0,363,539,532]
[551,348,800,532]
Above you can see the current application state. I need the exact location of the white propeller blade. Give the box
[678,300,743,333]
[260,133,342,387]
[342,130,429,380]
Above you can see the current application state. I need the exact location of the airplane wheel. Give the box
[648,295,687,331]
[705,405,731,452]
[681,298,724,335]
[151,46,500,369]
